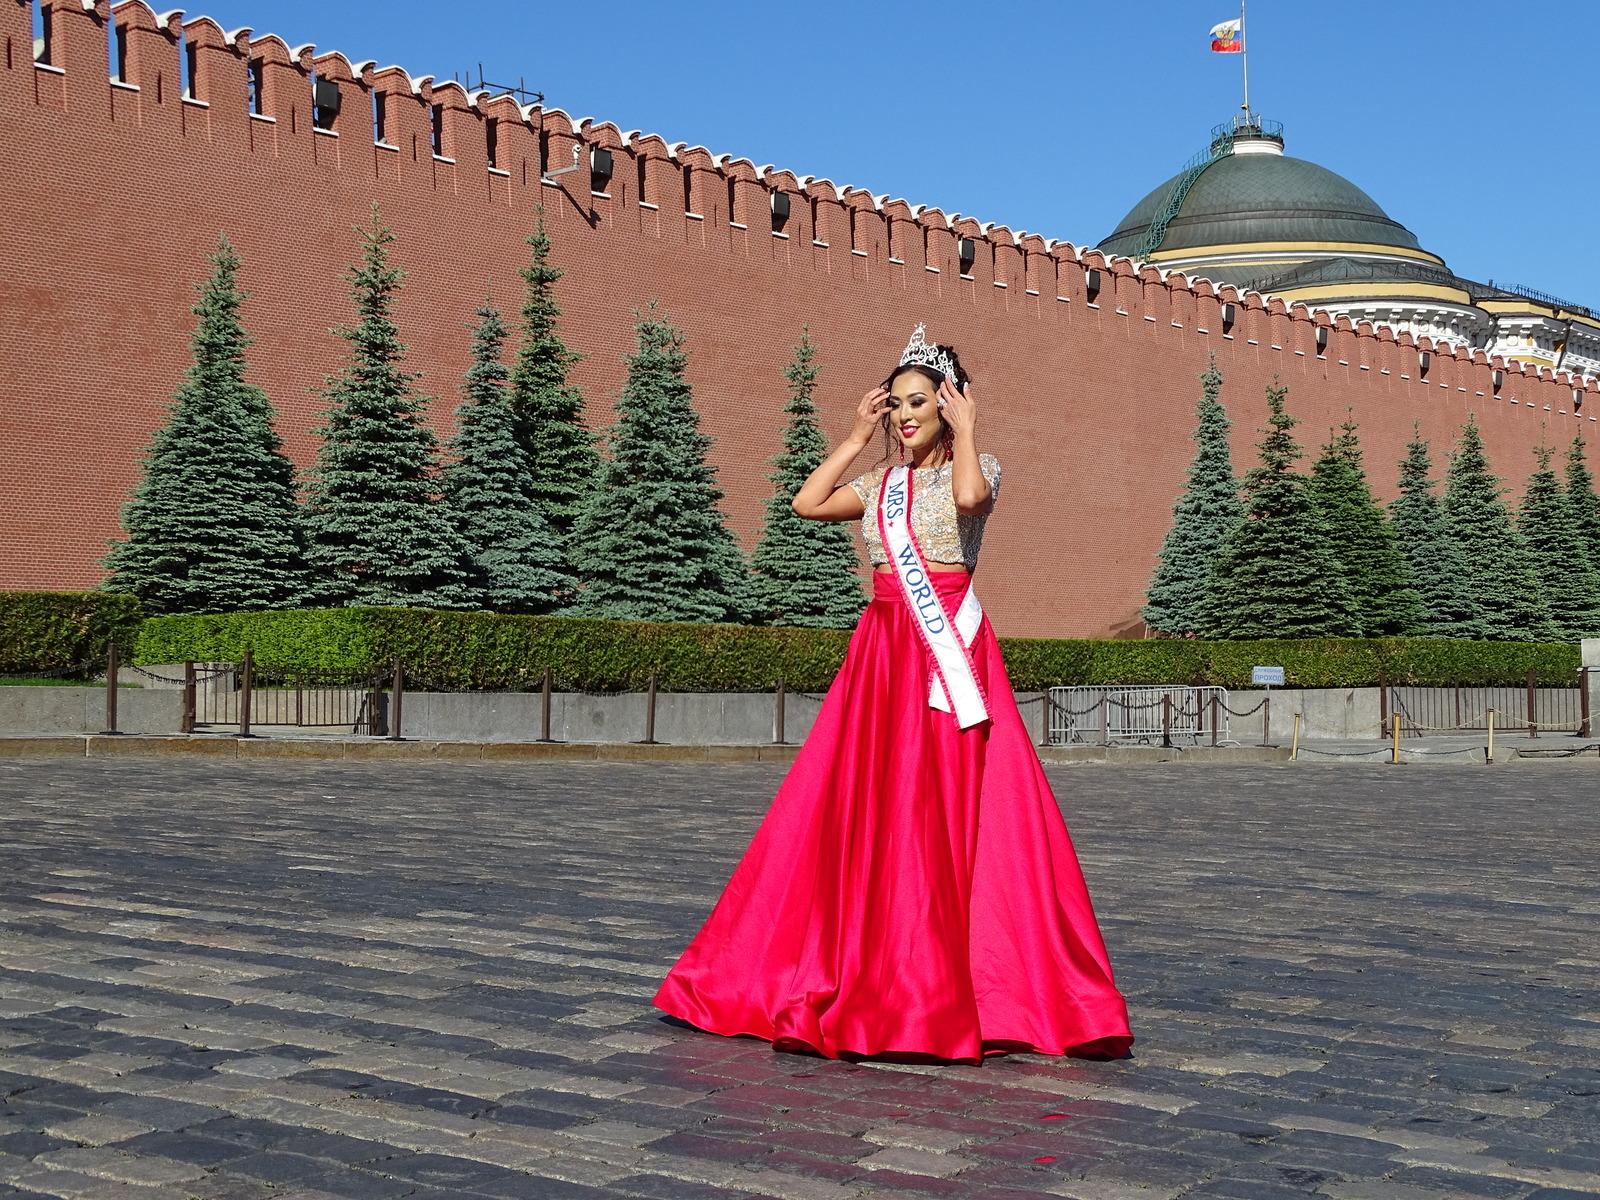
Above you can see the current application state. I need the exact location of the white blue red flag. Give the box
[1210,19,1242,52]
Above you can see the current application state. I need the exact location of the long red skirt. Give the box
[652,571,1133,1062]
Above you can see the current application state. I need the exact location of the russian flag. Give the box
[1210,19,1242,52]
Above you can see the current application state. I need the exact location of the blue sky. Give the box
[189,0,1598,304]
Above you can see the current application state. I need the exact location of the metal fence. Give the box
[182,661,387,735]
[1045,686,1251,747]
[55,644,1600,749]
[1385,678,1589,738]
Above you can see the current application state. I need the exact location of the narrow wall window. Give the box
[311,75,340,130]
[430,104,444,156]
[183,38,198,99]
[370,88,384,140]
[485,117,498,168]
[811,197,822,242]
[636,154,647,204]
[682,165,693,214]
[249,58,265,114]
[726,177,738,225]
[113,25,129,81]
[537,129,549,177]
[31,0,50,64]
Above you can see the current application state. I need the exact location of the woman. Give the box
[653,326,1132,1063]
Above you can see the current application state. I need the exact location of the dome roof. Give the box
[1098,151,1424,259]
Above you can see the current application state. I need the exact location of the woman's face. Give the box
[886,369,944,454]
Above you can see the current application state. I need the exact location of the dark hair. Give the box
[877,345,970,462]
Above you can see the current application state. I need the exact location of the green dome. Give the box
[1098,152,1423,258]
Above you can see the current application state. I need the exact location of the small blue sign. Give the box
[1252,665,1286,687]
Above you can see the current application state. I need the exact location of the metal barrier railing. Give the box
[1042,685,1266,748]
[14,645,1595,754]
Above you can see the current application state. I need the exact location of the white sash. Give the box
[877,465,990,729]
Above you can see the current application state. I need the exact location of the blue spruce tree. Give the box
[1441,417,1554,641]
[103,237,310,614]
[752,330,866,628]
[1197,379,1359,638]
[1305,415,1423,636]
[1388,425,1483,638]
[1564,434,1600,572]
[567,306,758,623]
[1143,354,1241,635]
[301,211,474,609]
[1517,444,1600,641]
[441,304,574,613]
[508,214,600,547]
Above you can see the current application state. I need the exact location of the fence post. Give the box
[1161,693,1172,748]
[100,641,121,735]
[640,673,659,745]
[1486,707,1495,764]
[1210,693,1219,747]
[1038,689,1051,747]
[538,667,555,742]
[1581,667,1592,738]
[1099,692,1109,746]
[1526,668,1537,739]
[1378,676,1388,740]
[181,661,196,734]
[387,659,405,741]
[774,677,787,745]
[1261,696,1271,747]
[238,649,255,738]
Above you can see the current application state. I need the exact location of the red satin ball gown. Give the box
[653,570,1133,1064]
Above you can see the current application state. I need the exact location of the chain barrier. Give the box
[0,660,106,681]
[1516,742,1600,758]
[127,663,232,684]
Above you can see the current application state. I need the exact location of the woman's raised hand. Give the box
[849,386,890,446]
[939,377,976,440]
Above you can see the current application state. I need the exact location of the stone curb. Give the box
[0,735,804,763]
[1039,744,1292,765]
[2,736,1584,765]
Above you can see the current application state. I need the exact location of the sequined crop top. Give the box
[846,454,1002,569]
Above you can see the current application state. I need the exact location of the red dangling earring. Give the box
[941,423,954,460]
[898,439,906,462]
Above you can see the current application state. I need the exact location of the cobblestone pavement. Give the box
[1,760,1597,1200]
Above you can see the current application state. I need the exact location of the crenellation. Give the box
[40,0,102,113]
[112,0,174,117]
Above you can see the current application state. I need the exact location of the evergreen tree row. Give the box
[1144,362,1600,642]
[104,215,864,627]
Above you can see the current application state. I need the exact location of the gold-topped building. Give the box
[1099,117,1599,378]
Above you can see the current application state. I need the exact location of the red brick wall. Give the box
[4,0,1595,637]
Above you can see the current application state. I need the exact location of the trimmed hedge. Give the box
[0,592,144,674]
[137,607,854,692]
[136,606,1584,691]
[1000,636,1581,690]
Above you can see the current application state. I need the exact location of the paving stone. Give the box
[0,1130,76,1157]
[34,1144,208,1185]
[604,1174,762,1199]
[855,1145,970,1177]
[40,1115,154,1145]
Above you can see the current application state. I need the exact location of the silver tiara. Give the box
[899,324,957,380]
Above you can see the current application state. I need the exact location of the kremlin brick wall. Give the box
[4,0,1596,639]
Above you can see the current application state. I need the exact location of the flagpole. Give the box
[1240,0,1250,115]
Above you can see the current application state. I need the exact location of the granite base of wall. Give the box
[0,686,182,735]
[6,681,1594,747]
